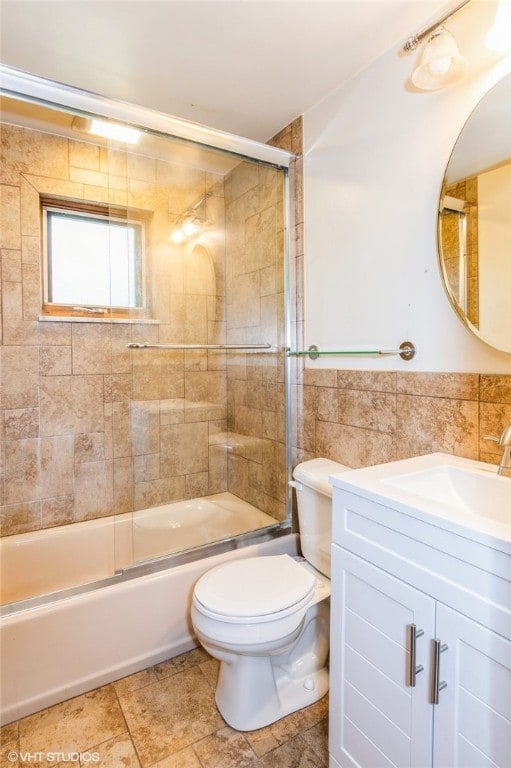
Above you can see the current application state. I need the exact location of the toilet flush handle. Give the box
[288,480,303,491]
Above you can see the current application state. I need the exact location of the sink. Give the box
[382,464,510,526]
[329,452,511,541]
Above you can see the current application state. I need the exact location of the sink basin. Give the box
[329,452,511,541]
[382,464,510,526]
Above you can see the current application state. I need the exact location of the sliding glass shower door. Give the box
[120,133,290,563]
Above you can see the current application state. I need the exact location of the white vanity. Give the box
[328,453,511,768]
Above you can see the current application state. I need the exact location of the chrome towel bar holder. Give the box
[287,341,416,361]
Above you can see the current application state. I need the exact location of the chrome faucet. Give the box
[484,425,511,478]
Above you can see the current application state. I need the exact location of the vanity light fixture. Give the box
[403,0,470,91]
[72,116,142,144]
[169,193,211,245]
[485,0,511,51]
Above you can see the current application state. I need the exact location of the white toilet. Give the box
[191,457,348,731]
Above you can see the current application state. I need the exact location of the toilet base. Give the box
[216,658,329,731]
[204,600,330,731]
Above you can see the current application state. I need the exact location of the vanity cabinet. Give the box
[329,476,511,768]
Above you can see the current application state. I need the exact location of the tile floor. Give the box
[1,647,328,768]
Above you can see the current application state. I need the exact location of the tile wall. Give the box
[295,370,511,469]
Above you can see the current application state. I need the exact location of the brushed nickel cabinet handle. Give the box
[432,638,448,704]
[407,623,425,687]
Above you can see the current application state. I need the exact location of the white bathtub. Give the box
[0,492,278,605]
[0,495,294,725]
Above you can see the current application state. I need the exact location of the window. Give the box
[42,201,145,315]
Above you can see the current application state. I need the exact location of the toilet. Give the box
[191,457,348,731]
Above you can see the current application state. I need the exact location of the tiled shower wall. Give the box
[0,121,288,537]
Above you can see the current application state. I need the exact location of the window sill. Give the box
[38,315,160,325]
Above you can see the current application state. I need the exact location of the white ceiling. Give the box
[0,0,460,142]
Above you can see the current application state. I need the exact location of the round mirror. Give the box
[438,72,511,353]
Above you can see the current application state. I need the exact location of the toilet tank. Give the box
[292,458,350,578]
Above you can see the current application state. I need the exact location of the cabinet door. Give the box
[330,546,435,768]
[433,604,511,768]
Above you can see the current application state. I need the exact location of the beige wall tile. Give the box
[21,262,41,319]
[316,387,339,422]
[40,375,104,435]
[20,178,40,237]
[228,272,260,328]
[396,394,478,457]
[132,356,184,400]
[338,390,396,434]
[104,373,131,403]
[0,346,39,408]
[302,368,338,387]
[111,401,132,459]
[72,323,112,374]
[480,374,511,404]
[1,125,69,180]
[74,433,106,464]
[245,207,276,273]
[69,140,100,170]
[21,235,41,266]
[0,500,41,536]
[337,370,397,393]
[42,495,74,528]
[5,435,74,504]
[315,421,366,467]
[185,472,209,499]
[365,431,397,466]
[133,475,186,511]
[160,422,209,476]
[1,248,22,282]
[69,166,109,187]
[74,459,114,520]
[40,345,72,375]
[38,321,72,346]
[479,401,511,460]
[185,370,227,405]
[396,371,479,399]
[4,408,39,439]
[1,185,21,250]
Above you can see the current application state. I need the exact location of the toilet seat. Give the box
[193,554,317,624]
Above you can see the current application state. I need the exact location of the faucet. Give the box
[484,425,511,478]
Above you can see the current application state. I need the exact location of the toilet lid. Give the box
[193,555,316,619]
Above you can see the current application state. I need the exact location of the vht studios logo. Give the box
[8,752,100,763]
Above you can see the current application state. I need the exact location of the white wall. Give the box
[303,0,511,373]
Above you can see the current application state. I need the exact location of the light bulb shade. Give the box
[170,229,186,244]
[182,216,200,236]
[412,29,468,90]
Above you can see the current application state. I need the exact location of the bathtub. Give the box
[0,495,295,725]
[0,492,279,605]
